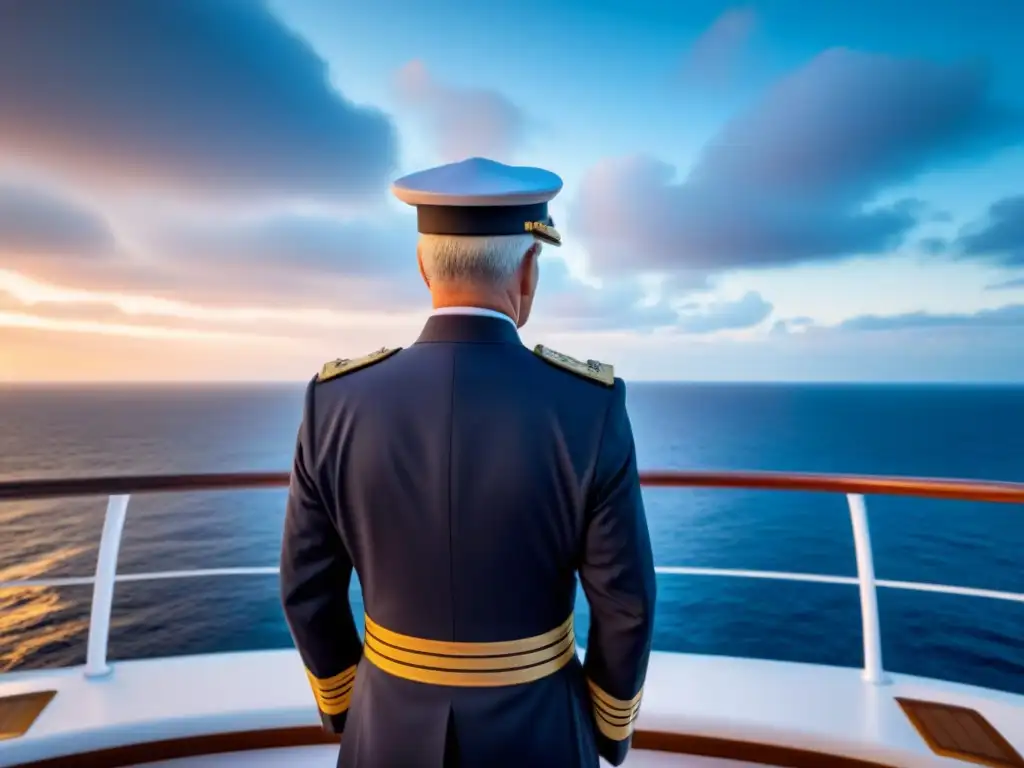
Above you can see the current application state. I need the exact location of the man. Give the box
[280,157,657,767]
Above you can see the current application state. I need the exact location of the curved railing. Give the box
[1,470,1023,686]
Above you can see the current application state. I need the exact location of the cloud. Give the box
[0,170,427,311]
[161,213,416,277]
[679,8,756,88]
[0,267,426,349]
[986,277,1024,291]
[0,0,397,201]
[2,187,699,339]
[836,303,1024,332]
[0,174,694,334]
[0,182,117,260]
[393,60,528,162]
[955,195,1024,266]
[530,257,678,332]
[571,49,1020,279]
[675,291,773,334]
[919,236,949,255]
[770,316,815,336]
[533,260,772,335]
[143,210,426,309]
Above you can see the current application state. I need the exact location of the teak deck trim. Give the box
[896,697,1024,768]
[0,691,56,742]
[7,726,899,768]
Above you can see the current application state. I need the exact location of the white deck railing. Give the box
[1,472,1022,686]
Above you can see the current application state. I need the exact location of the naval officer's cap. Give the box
[391,157,563,247]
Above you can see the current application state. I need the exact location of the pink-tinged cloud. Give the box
[0,0,396,201]
[571,49,1021,278]
[0,175,694,336]
[393,60,528,163]
[0,182,117,260]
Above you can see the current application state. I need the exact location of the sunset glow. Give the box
[2,1,1024,382]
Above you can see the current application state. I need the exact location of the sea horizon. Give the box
[2,381,1022,695]
[4,380,1024,388]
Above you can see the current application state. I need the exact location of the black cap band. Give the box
[416,203,551,236]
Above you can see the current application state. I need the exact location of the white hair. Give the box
[418,233,538,285]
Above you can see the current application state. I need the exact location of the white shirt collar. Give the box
[431,306,517,327]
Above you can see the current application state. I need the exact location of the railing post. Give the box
[847,493,889,685]
[84,494,130,679]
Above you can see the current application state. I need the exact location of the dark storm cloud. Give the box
[0,0,397,200]
[0,182,116,258]
[955,195,1024,266]
[571,49,1020,276]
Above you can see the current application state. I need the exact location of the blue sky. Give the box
[1,0,1023,382]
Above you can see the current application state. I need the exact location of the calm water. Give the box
[1,383,1022,694]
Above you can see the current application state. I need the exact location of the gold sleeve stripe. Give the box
[306,665,357,716]
[593,697,640,723]
[309,665,356,691]
[587,679,643,710]
[594,714,635,742]
[363,613,576,687]
[587,679,643,742]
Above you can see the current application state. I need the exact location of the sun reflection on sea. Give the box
[0,545,91,671]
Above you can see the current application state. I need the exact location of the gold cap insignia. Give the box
[524,220,562,247]
[533,344,614,386]
[317,347,401,383]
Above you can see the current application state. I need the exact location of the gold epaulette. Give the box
[533,344,614,387]
[317,347,401,383]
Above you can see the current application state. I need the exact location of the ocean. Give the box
[1,383,1022,695]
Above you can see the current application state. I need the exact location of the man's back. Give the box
[281,157,656,768]
[323,314,611,646]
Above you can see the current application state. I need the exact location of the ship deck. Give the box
[3,469,1024,767]
[138,746,750,767]
[3,647,1024,767]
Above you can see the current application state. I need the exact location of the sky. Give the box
[1,0,1024,383]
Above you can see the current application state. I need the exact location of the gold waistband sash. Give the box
[363,613,576,687]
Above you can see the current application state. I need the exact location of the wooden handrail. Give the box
[0,471,290,501]
[640,471,1024,504]
[1,470,1023,504]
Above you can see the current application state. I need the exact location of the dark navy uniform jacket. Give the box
[280,312,657,767]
